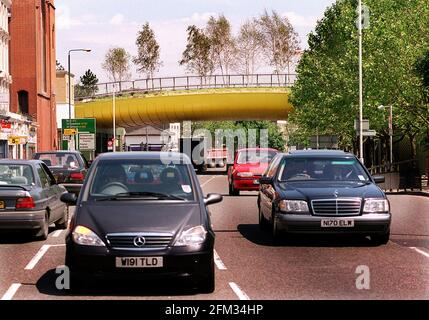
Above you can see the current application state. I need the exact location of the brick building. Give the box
[9,0,57,154]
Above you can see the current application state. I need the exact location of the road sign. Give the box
[64,128,77,136]
[107,139,113,151]
[79,133,95,150]
[8,136,26,145]
[62,118,96,151]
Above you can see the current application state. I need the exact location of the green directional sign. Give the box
[62,118,96,151]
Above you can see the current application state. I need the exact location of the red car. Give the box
[228,148,278,196]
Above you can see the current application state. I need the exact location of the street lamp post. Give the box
[112,83,116,152]
[67,48,91,150]
[358,0,364,164]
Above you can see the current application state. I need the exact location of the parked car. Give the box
[33,151,90,196]
[258,150,391,245]
[228,148,278,196]
[60,152,223,292]
[0,160,68,240]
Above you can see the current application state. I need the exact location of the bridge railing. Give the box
[77,73,297,100]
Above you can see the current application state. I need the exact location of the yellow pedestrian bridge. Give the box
[75,88,293,128]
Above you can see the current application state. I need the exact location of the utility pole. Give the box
[112,83,116,153]
[358,0,364,164]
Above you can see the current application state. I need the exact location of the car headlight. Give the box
[279,200,309,213]
[72,225,105,246]
[236,172,253,177]
[174,225,207,246]
[363,199,389,213]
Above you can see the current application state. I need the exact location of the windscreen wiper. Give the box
[96,191,187,201]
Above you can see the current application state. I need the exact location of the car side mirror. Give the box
[373,175,385,184]
[259,176,273,185]
[61,193,77,205]
[204,193,223,206]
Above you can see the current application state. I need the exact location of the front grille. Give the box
[106,233,173,250]
[311,198,362,216]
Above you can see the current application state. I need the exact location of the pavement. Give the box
[0,174,428,300]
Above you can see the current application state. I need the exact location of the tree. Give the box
[290,0,429,161]
[180,25,214,79]
[133,22,162,79]
[102,47,131,83]
[206,15,236,83]
[234,19,264,83]
[257,10,300,82]
[78,69,99,97]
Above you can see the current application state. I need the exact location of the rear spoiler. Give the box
[0,185,31,191]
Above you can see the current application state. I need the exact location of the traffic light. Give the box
[356,2,370,30]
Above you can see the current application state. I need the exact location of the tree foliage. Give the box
[234,20,264,79]
[206,15,237,81]
[76,69,99,98]
[102,47,132,82]
[133,22,162,79]
[257,10,300,76]
[290,0,429,157]
[180,26,214,78]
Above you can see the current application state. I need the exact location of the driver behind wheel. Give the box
[95,164,128,193]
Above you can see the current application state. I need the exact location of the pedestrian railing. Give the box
[370,159,424,192]
[76,73,297,101]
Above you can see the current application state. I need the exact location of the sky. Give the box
[55,0,337,83]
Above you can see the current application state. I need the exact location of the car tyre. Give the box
[35,212,49,240]
[55,206,69,230]
[197,254,215,293]
[372,231,390,245]
[228,180,239,196]
[259,206,269,230]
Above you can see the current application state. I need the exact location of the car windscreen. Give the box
[0,164,35,186]
[236,150,277,164]
[277,157,371,182]
[88,159,195,201]
[35,153,81,170]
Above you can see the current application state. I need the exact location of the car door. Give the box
[37,164,62,222]
[260,155,282,220]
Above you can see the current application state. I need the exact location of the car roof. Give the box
[0,159,43,165]
[34,150,81,154]
[95,152,192,163]
[236,148,278,152]
[284,150,356,158]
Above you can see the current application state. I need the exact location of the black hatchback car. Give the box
[61,152,222,292]
[258,150,391,245]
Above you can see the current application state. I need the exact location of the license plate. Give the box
[0,201,4,209]
[115,257,163,268]
[321,219,354,228]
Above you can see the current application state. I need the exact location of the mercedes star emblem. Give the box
[133,236,146,247]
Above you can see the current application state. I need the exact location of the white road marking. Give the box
[1,283,21,300]
[214,250,227,270]
[24,245,51,270]
[52,230,63,238]
[24,244,65,270]
[229,282,250,300]
[201,176,217,188]
[410,247,429,259]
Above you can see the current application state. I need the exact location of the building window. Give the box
[18,90,29,114]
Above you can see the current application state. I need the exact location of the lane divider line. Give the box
[24,245,51,270]
[51,230,63,238]
[410,247,429,259]
[201,176,217,188]
[229,282,250,300]
[1,283,22,300]
[214,250,227,270]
